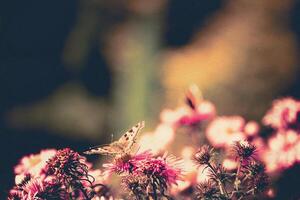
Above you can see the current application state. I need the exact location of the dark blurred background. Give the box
[0,0,300,199]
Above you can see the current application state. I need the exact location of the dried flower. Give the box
[194,145,216,166]
[244,161,265,177]
[46,148,90,184]
[232,141,256,161]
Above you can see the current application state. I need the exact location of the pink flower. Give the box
[14,149,57,177]
[103,151,153,175]
[262,130,300,172]
[206,116,258,148]
[161,100,215,127]
[138,153,183,186]
[45,148,95,191]
[8,176,66,200]
[139,124,175,154]
[263,97,300,130]
[10,148,111,199]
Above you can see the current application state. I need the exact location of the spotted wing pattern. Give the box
[83,121,145,156]
[117,121,145,153]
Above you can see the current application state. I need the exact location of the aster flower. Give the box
[193,141,268,199]
[127,152,182,199]
[263,97,300,130]
[46,148,99,199]
[262,130,300,172]
[139,153,182,187]
[8,177,66,200]
[103,151,153,175]
[194,145,216,166]
[9,148,112,200]
[232,141,256,161]
[46,148,90,184]
[161,100,215,127]
[243,161,265,177]
[25,178,66,200]
[14,149,57,177]
[161,86,215,127]
[206,116,250,148]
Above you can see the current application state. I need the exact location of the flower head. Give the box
[160,101,215,127]
[46,148,89,184]
[14,149,57,177]
[103,151,153,175]
[139,153,182,186]
[206,116,248,148]
[262,130,300,172]
[232,141,256,161]
[244,161,266,177]
[194,145,216,166]
[263,97,300,130]
[8,177,66,200]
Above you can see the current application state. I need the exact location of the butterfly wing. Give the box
[83,144,122,155]
[83,121,145,156]
[117,121,145,153]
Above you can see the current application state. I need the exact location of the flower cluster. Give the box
[104,152,182,199]
[139,85,215,155]
[7,87,300,199]
[8,148,110,200]
[161,85,216,128]
[261,98,300,172]
[193,141,268,200]
[263,97,300,130]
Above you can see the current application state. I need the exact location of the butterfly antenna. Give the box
[111,133,114,143]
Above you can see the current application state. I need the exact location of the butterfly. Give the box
[83,121,145,156]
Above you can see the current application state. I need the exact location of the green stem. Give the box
[234,160,242,191]
[207,163,229,197]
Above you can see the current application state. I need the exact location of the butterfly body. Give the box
[84,121,145,156]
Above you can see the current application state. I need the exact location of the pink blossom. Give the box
[206,116,257,148]
[138,153,183,186]
[9,176,66,200]
[103,151,153,175]
[160,100,215,127]
[139,124,175,154]
[14,149,57,177]
[262,130,300,172]
[263,97,300,130]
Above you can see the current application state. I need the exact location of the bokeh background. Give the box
[1,0,300,198]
